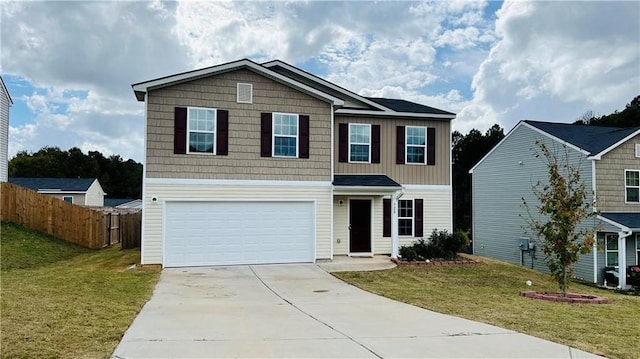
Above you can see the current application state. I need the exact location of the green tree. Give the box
[574,95,640,128]
[522,141,597,296]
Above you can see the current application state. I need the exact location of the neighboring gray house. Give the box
[9,177,106,207]
[0,76,12,182]
[470,120,640,288]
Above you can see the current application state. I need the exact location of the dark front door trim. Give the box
[349,198,372,255]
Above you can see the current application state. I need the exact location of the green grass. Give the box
[334,256,640,359]
[1,222,160,359]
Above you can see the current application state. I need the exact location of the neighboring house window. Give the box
[349,124,371,163]
[272,113,298,157]
[605,234,618,266]
[406,126,426,164]
[187,107,216,154]
[398,200,414,236]
[173,107,228,155]
[63,196,73,203]
[625,170,640,203]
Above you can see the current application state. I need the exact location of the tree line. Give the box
[9,147,142,199]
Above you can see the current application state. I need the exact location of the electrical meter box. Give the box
[519,238,530,251]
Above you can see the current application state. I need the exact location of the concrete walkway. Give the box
[112,264,604,358]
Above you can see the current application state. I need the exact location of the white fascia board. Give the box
[145,177,333,188]
[37,190,86,194]
[132,59,344,107]
[0,76,13,106]
[597,215,636,232]
[589,129,640,160]
[402,184,452,191]
[262,60,392,112]
[336,108,455,119]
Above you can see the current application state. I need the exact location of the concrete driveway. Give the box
[112,264,603,358]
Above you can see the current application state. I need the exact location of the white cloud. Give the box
[459,0,640,132]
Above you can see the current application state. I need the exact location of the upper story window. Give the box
[406,126,426,164]
[187,107,216,154]
[349,124,371,163]
[273,113,298,157]
[625,170,640,203]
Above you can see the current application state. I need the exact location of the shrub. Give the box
[398,229,470,261]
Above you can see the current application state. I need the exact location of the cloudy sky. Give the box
[1,1,639,163]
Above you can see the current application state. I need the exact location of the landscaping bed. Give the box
[391,257,480,266]
[0,222,160,359]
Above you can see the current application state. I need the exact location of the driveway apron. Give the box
[112,264,603,358]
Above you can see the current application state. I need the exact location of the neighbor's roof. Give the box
[599,212,640,231]
[366,98,455,116]
[333,174,401,187]
[9,177,97,192]
[524,120,640,156]
[105,198,136,207]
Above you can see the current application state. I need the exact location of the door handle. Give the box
[348,224,352,230]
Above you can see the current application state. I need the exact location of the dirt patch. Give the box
[520,291,609,304]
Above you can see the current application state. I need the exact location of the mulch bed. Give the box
[519,291,609,304]
[391,257,481,266]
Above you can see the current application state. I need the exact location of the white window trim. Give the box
[635,144,640,158]
[186,107,217,155]
[237,83,253,104]
[398,199,414,237]
[348,123,371,163]
[605,233,619,267]
[636,233,640,265]
[63,196,73,204]
[272,112,299,158]
[405,125,427,165]
[624,169,640,204]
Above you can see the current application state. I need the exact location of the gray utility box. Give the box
[519,238,531,251]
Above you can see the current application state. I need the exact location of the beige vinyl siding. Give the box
[46,193,86,205]
[596,134,640,212]
[146,69,332,181]
[398,187,453,248]
[334,116,450,185]
[142,181,332,265]
[84,180,105,206]
[332,187,452,255]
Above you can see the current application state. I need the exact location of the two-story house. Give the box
[132,59,454,268]
[470,120,640,288]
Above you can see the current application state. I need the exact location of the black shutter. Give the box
[299,115,309,158]
[174,107,187,154]
[426,127,436,165]
[396,126,405,164]
[338,123,348,162]
[216,110,228,155]
[372,125,380,163]
[414,199,424,237]
[383,198,391,237]
[261,113,272,157]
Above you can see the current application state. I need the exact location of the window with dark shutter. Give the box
[216,110,229,155]
[174,107,187,154]
[383,198,391,237]
[372,125,381,164]
[414,199,424,237]
[261,113,272,157]
[299,115,309,159]
[426,127,436,165]
[396,126,405,164]
[339,123,348,163]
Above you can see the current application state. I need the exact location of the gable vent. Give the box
[237,83,253,104]
[636,144,640,158]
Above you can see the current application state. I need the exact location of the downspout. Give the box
[329,105,335,261]
[591,159,598,283]
[391,187,405,258]
[618,229,631,289]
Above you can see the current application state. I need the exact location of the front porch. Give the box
[598,212,640,289]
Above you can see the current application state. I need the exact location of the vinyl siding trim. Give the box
[335,108,455,119]
[146,177,332,187]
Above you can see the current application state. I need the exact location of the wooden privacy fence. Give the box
[1,182,141,249]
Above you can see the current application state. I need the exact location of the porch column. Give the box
[391,189,403,258]
[618,231,629,289]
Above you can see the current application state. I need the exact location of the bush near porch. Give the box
[398,229,469,261]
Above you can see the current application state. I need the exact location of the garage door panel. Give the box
[165,201,314,267]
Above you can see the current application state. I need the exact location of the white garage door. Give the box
[164,201,315,267]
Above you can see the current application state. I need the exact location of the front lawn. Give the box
[0,222,160,359]
[334,256,639,359]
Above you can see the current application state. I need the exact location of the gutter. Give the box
[391,188,405,258]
